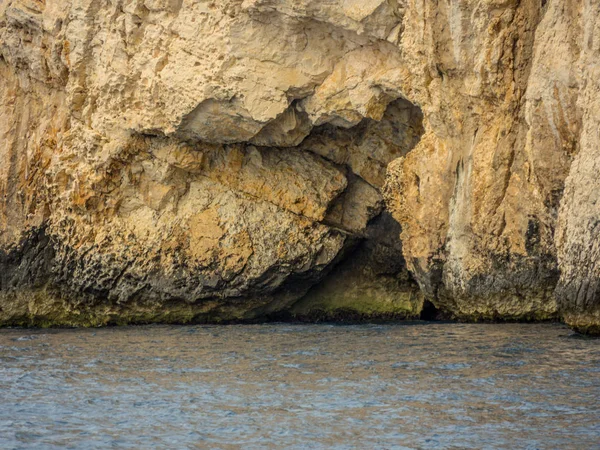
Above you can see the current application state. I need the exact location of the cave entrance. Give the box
[283,98,427,322]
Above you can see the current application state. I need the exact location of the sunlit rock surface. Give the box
[0,0,598,333]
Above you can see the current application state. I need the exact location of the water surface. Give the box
[0,323,598,449]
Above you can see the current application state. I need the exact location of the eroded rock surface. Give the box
[0,0,599,332]
[382,0,599,332]
[0,0,424,325]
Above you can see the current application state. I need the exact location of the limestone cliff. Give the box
[0,0,598,333]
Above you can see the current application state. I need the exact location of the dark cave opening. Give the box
[420,300,441,321]
[278,96,427,322]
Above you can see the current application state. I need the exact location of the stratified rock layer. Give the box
[0,0,599,333]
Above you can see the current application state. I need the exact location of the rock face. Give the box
[382,0,600,332]
[0,0,598,333]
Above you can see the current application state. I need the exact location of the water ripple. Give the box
[0,323,598,449]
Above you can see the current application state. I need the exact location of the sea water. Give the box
[0,323,598,449]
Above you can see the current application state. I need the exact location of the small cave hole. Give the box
[420,300,441,321]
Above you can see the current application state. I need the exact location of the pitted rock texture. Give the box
[0,0,599,333]
[381,0,600,332]
[0,0,424,325]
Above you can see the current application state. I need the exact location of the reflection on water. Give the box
[0,323,598,449]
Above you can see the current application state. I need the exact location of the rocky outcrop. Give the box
[382,0,599,332]
[384,1,560,322]
[0,0,425,325]
[554,0,600,335]
[0,0,599,333]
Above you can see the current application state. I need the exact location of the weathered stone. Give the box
[381,0,599,332]
[0,0,599,333]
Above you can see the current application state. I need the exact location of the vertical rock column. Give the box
[555,0,600,335]
[386,0,560,320]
